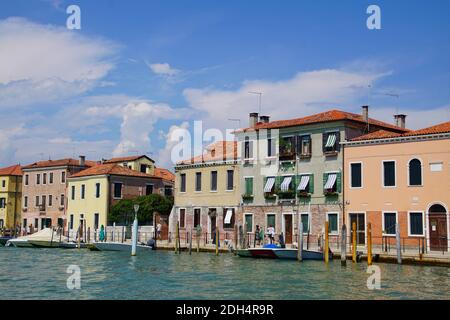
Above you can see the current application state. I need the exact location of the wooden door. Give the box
[284,215,293,244]
[429,214,447,251]
[350,213,366,245]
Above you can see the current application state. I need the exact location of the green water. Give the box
[0,247,449,300]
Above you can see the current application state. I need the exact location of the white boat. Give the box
[93,241,154,252]
[6,228,60,248]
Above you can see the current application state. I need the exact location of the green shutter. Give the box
[323,173,328,189]
[336,172,342,193]
[263,176,267,193]
[309,174,314,193]
[248,177,253,195]
[275,176,282,191]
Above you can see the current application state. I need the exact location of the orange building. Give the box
[343,121,450,252]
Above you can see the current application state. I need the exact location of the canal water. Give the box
[0,247,449,300]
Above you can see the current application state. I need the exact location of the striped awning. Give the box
[280,176,292,192]
[325,134,337,148]
[297,175,310,191]
[224,209,233,224]
[263,177,275,193]
[324,173,337,189]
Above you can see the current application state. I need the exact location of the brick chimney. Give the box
[259,115,270,123]
[249,112,259,127]
[394,114,407,129]
[79,155,86,166]
[361,105,369,123]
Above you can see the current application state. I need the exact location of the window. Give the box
[23,218,27,228]
[0,198,5,208]
[301,214,310,233]
[408,159,422,186]
[94,214,99,230]
[69,214,74,230]
[350,163,362,188]
[409,212,424,236]
[35,196,39,207]
[383,212,397,235]
[430,162,443,172]
[41,195,46,208]
[194,208,201,227]
[60,194,65,207]
[327,213,338,234]
[164,186,173,196]
[48,195,52,207]
[36,173,41,185]
[210,171,218,191]
[145,184,153,195]
[1,180,5,188]
[267,130,275,157]
[195,172,202,192]
[297,135,312,156]
[113,183,122,198]
[244,137,253,159]
[179,208,186,228]
[25,174,29,186]
[43,173,47,185]
[267,214,276,230]
[180,173,186,192]
[279,136,295,160]
[57,218,64,228]
[383,161,396,187]
[244,177,253,195]
[49,172,53,184]
[244,214,253,232]
[61,171,66,183]
[81,184,85,199]
[140,164,147,173]
[297,175,312,193]
[223,208,235,229]
[95,183,101,198]
[226,170,234,191]
[264,177,276,193]
[34,218,38,230]
[323,132,339,153]
[71,186,75,200]
[324,172,340,193]
[24,196,28,208]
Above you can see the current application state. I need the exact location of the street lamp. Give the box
[131,204,140,256]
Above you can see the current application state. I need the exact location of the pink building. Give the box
[344,121,450,252]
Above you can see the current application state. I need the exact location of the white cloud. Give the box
[147,62,179,76]
[0,17,118,107]
[155,122,190,168]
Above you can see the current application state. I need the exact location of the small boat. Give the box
[6,228,59,248]
[237,247,331,261]
[93,242,154,252]
[0,236,14,246]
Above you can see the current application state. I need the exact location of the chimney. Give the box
[79,155,86,166]
[259,115,270,123]
[394,114,407,129]
[249,112,259,127]
[361,105,369,123]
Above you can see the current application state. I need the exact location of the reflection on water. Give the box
[0,247,449,300]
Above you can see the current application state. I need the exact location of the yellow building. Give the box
[0,165,23,230]
[104,155,155,175]
[67,163,173,236]
[171,141,240,240]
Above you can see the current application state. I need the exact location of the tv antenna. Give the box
[248,91,263,114]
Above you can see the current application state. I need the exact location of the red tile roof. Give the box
[236,109,409,133]
[22,158,98,170]
[104,155,154,164]
[0,164,23,176]
[177,141,237,165]
[154,167,175,182]
[351,121,450,141]
[70,163,159,179]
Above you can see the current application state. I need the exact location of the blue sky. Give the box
[0,0,449,168]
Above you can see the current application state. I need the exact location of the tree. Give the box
[108,194,174,225]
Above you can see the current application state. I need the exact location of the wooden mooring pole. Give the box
[215,228,219,256]
[297,222,303,262]
[234,225,238,254]
[324,221,329,263]
[341,224,347,266]
[367,223,372,266]
[174,221,179,253]
[352,222,357,263]
[396,223,402,264]
[189,227,192,255]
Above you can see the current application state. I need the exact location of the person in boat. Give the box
[99,225,105,242]
[267,225,275,244]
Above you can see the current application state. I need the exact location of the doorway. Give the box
[428,204,447,252]
[349,213,366,245]
[209,208,217,239]
[283,214,293,244]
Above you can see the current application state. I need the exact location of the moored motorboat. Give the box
[93,241,154,252]
[237,247,331,261]
[0,236,14,246]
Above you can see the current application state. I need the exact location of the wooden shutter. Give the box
[309,174,314,193]
[336,172,342,193]
[322,133,327,152]
[335,131,341,151]
[323,173,328,189]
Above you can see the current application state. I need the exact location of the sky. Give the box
[0,0,449,168]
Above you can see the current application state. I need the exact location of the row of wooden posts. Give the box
[173,221,403,265]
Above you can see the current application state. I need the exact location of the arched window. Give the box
[409,158,422,186]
